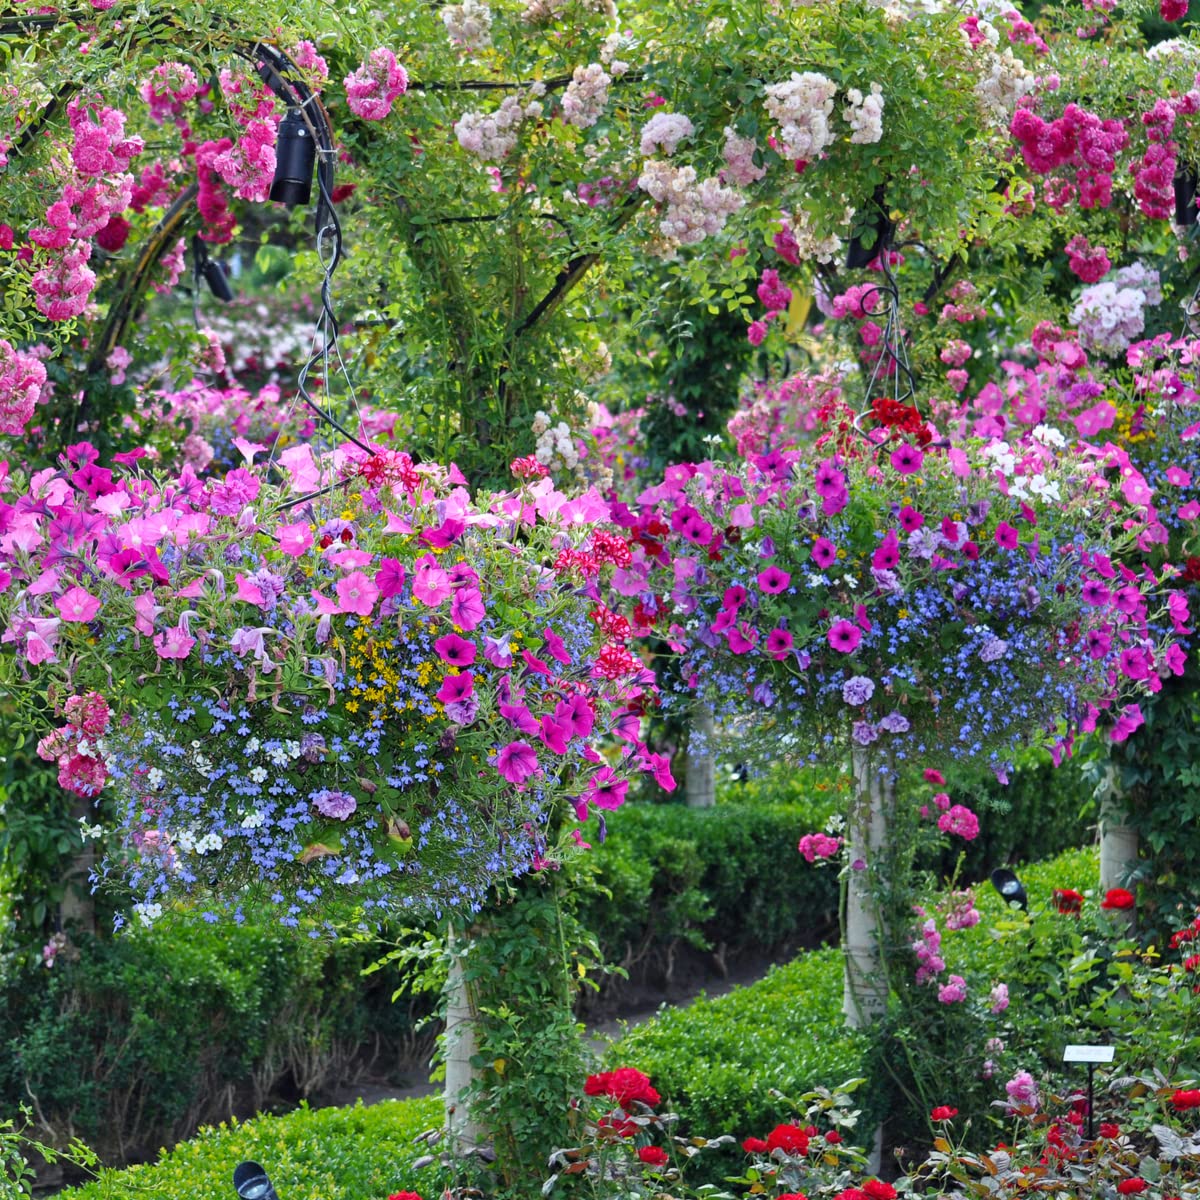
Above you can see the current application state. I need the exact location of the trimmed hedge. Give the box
[63,1097,449,1200]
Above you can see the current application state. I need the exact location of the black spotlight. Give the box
[233,1162,280,1200]
[202,258,234,303]
[1175,169,1198,229]
[990,867,1028,912]
[270,109,316,207]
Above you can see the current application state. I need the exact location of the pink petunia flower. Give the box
[757,565,791,593]
[56,586,101,623]
[495,740,539,785]
[827,619,862,653]
[336,570,379,617]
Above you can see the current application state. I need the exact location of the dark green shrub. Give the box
[0,919,427,1165]
[577,803,841,988]
[62,1097,449,1200]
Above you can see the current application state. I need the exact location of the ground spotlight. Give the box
[990,867,1028,912]
[271,109,316,207]
[233,1161,280,1200]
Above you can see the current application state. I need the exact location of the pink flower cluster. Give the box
[0,340,48,436]
[1064,234,1110,283]
[798,831,842,862]
[1130,95,1197,222]
[1009,101,1128,209]
[344,48,408,121]
[748,268,793,345]
[35,692,112,798]
[914,918,946,983]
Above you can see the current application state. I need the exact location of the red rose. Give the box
[1101,888,1135,911]
[1118,1180,1148,1195]
[389,1193,422,1200]
[778,1194,809,1200]
[1172,1089,1200,1110]
[638,1145,669,1167]
[863,1180,898,1200]
[1099,1123,1121,1139]
[835,1190,869,1200]
[598,1115,637,1138]
[825,1130,843,1144]
[741,1137,769,1153]
[95,215,131,253]
[766,1124,810,1155]
[1054,888,1084,915]
[1184,557,1200,584]
[585,1067,660,1109]
[930,1106,959,1121]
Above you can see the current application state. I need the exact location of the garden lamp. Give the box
[192,236,234,303]
[990,868,1028,912]
[234,1161,280,1200]
[270,108,316,207]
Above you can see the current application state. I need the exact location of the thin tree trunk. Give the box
[1099,808,1138,934]
[443,924,486,1152]
[685,703,715,808]
[843,745,890,1174]
[60,796,96,936]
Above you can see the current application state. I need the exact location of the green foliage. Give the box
[0,918,422,1165]
[611,948,871,1136]
[577,803,842,980]
[458,877,595,1197]
[2,1105,97,1198]
[61,1098,449,1200]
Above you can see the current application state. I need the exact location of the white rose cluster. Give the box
[442,0,493,51]
[599,31,633,76]
[562,63,611,129]
[721,126,765,185]
[1069,265,1161,356]
[637,160,745,249]
[639,111,695,157]
[455,85,545,161]
[763,71,838,159]
[973,48,1035,120]
[844,83,885,144]
[532,410,580,473]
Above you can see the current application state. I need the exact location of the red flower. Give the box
[1099,1123,1121,1139]
[778,1195,809,1200]
[1184,557,1200,584]
[741,1137,769,1153]
[597,1115,637,1138]
[863,1180,898,1200]
[1118,1180,1148,1195]
[765,1123,810,1155]
[1172,1089,1200,1110]
[637,1146,669,1167]
[824,1130,843,1144]
[930,1106,959,1121]
[389,1193,422,1200]
[584,1068,660,1109]
[1101,888,1135,910]
[1054,888,1084,915]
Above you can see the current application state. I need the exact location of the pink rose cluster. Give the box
[0,341,48,436]
[1009,101,1128,210]
[798,831,842,863]
[344,48,409,121]
[36,692,112,798]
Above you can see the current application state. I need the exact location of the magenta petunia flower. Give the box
[1081,579,1111,606]
[727,622,758,654]
[757,565,791,594]
[765,627,794,659]
[898,505,924,531]
[813,458,846,497]
[586,766,628,811]
[539,713,571,754]
[872,530,900,570]
[827,619,862,654]
[495,740,539,784]
[375,557,407,598]
[890,443,924,475]
[434,633,476,667]
[722,585,748,610]
[811,537,838,569]
[436,671,474,704]
[557,694,595,738]
[994,522,1020,550]
[450,586,485,630]
[542,626,571,664]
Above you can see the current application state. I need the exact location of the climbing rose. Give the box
[344,48,408,120]
[1161,0,1187,19]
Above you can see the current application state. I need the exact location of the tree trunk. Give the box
[843,745,890,1173]
[60,796,96,936]
[685,702,716,808]
[443,924,486,1152]
[1097,765,1138,932]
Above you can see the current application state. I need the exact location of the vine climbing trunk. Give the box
[685,702,716,808]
